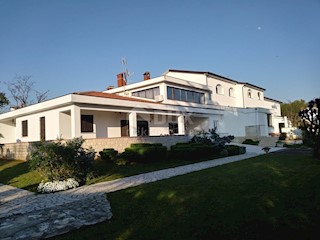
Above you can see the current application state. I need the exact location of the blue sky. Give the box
[0,0,319,104]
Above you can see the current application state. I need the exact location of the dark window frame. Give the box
[169,122,178,135]
[22,120,28,137]
[81,115,94,133]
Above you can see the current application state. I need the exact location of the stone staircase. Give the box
[258,137,279,147]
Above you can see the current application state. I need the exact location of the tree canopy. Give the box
[6,75,48,108]
[299,98,320,160]
[281,99,307,127]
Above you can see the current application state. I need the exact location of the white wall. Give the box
[0,120,16,143]
[164,71,207,85]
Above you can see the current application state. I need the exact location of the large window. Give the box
[169,122,178,135]
[216,84,224,95]
[81,115,94,132]
[267,114,272,127]
[22,120,28,137]
[229,88,234,97]
[132,87,160,99]
[167,86,205,104]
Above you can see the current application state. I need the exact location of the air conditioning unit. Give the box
[155,95,164,102]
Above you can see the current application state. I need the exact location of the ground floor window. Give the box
[22,120,28,137]
[169,122,178,135]
[81,115,94,132]
[267,114,272,127]
[137,120,149,136]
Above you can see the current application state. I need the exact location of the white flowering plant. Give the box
[37,178,79,193]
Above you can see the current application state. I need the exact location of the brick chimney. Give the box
[106,86,114,90]
[143,71,150,80]
[117,73,126,87]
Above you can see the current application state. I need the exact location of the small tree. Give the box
[299,98,320,159]
[6,75,48,108]
[29,137,95,184]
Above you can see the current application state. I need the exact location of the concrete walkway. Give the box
[0,144,284,239]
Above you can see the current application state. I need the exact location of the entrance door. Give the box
[40,117,46,141]
[121,120,129,137]
[137,121,149,136]
[279,123,285,133]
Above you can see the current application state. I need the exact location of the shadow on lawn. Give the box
[53,149,320,240]
[0,160,41,192]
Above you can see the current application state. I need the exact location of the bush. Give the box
[29,137,95,184]
[279,133,287,141]
[242,139,259,145]
[121,143,167,162]
[170,143,219,160]
[226,145,246,156]
[99,148,118,161]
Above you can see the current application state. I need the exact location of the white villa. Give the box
[0,69,287,159]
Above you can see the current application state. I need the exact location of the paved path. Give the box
[0,144,284,239]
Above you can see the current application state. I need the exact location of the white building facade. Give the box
[0,69,285,145]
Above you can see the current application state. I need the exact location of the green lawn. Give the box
[52,149,320,240]
[0,154,221,191]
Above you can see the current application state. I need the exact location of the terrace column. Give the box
[129,112,137,137]
[71,105,81,138]
[178,115,185,135]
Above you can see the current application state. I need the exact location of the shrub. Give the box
[190,128,234,152]
[226,145,246,156]
[242,139,259,145]
[99,148,118,161]
[121,143,167,162]
[279,133,287,141]
[29,137,95,184]
[170,143,219,160]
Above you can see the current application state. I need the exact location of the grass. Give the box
[51,149,320,240]
[0,154,222,191]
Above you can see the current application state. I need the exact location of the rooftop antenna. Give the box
[121,57,134,85]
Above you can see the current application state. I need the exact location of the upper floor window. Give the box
[229,88,234,97]
[167,86,205,104]
[247,89,252,98]
[132,87,160,99]
[22,120,28,137]
[81,115,94,132]
[216,84,224,95]
[257,92,261,100]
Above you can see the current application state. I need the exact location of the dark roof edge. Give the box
[167,69,265,91]
[264,96,282,104]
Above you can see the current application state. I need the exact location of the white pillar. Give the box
[178,115,185,135]
[129,112,137,137]
[71,105,81,138]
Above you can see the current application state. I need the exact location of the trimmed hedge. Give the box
[99,148,118,161]
[121,143,167,162]
[242,139,260,145]
[170,143,220,160]
[226,145,246,156]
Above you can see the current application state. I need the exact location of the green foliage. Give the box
[226,145,246,156]
[242,139,260,145]
[279,133,287,140]
[0,91,9,109]
[281,99,307,127]
[190,128,234,151]
[170,142,219,160]
[299,98,320,159]
[99,148,118,161]
[29,137,95,184]
[120,143,167,162]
